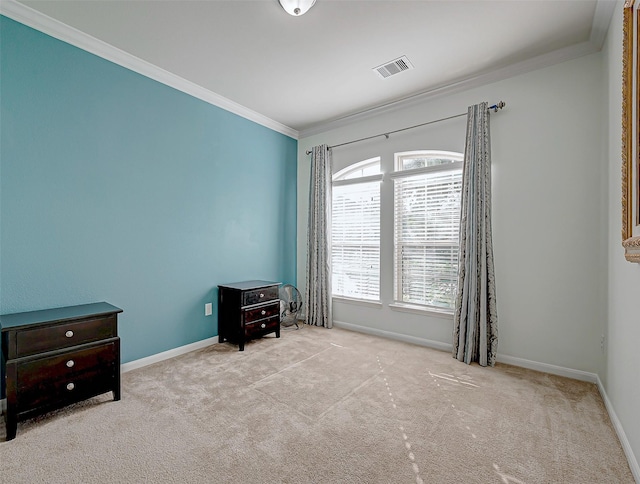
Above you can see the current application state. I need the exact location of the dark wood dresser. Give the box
[218,280,280,351]
[0,302,122,441]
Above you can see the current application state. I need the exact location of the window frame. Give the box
[331,157,382,303]
[391,150,464,313]
[334,157,382,181]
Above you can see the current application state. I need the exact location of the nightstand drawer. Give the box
[16,341,118,410]
[15,315,117,358]
[245,316,280,338]
[243,301,280,324]
[242,286,278,306]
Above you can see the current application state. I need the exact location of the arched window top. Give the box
[333,157,381,181]
[395,150,463,172]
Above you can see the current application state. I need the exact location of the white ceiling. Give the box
[7,0,615,136]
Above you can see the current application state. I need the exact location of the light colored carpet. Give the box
[0,325,634,483]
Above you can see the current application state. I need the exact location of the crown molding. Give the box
[590,0,617,49]
[1,0,615,142]
[299,0,616,139]
[0,0,299,140]
[299,39,599,138]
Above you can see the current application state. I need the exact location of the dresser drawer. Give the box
[15,315,117,358]
[242,286,278,306]
[16,340,118,411]
[245,316,280,338]
[243,301,280,324]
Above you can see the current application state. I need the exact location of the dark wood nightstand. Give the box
[0,302,122,441]
[218,280,280,351]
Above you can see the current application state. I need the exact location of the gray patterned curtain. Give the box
[453,102,498,366]
[305,145,333,328]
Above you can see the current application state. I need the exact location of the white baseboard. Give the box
[333,320,453,353]
[334,321,640,480]
[4,326,639,480]
[121,336,218,373]
[334,320,597,383]
[596,376,640,483]
[0,339,218,414]
[495,354,598,383]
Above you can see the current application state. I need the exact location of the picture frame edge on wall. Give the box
[622,0,640,263]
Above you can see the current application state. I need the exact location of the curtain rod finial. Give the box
[490,101,506,112]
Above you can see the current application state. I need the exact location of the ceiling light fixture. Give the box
[278,0,316,16]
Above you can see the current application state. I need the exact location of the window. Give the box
[392,151,463,311]
[334,158,382,180]
[332,158,381,301]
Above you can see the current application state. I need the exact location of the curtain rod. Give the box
[305,101,506,155]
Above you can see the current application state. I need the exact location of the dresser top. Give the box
[0,302,123,331]
[218,280,280,291]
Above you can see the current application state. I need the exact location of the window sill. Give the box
[332,296,382,309]
[389,303,453,320]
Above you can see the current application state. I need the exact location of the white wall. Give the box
[604,0,640,476]
[298,51,607,375]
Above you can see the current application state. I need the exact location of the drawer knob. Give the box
[259,293,264,298]
[65,330,74,338]
[261,310,266,315]
[66,382,75,391]
[261,323,266,329]
[66,360,75,368]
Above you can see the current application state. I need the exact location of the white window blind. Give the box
[332,181,380,301]
[393,165,462,310]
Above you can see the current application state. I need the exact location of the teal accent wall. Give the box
[0,17,297,368]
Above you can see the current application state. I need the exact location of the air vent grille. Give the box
[373,56,414,79]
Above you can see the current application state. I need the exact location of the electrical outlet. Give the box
[600,334,605,353]
[205,303,212,316]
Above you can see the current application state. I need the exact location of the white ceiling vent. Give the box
[373,56,414,79]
